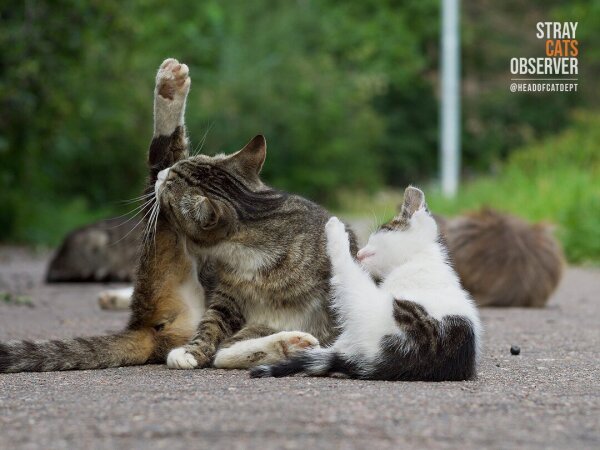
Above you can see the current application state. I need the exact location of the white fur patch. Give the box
[167,347,198,369]
[155,168,170,196]
[177,250,206,331]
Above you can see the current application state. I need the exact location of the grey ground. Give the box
[0,246,598,450]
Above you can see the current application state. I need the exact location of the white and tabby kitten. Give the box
[252,186,482,381]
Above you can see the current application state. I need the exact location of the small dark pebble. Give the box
[510,345,521,355]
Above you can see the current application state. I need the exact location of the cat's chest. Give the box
[194,241,275,280]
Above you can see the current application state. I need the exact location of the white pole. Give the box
[440,0,460,198]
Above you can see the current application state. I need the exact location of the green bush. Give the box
[339,111,600,264]
[1,0,598,245]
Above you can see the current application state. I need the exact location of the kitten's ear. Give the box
[399,186,427,219]
[232,135,267,177]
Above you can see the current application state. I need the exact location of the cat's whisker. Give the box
[119,192,155,205]
[108,197,156,229]
[141,202,157,250]
[142,201,161,251]
[111,199,156,247]
[147,203,159,248]
[150,204,161,251]
[192,122,214,156]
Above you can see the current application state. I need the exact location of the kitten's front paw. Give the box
[155,58,190,100]
[325,217,351,261]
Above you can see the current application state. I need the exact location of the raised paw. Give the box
[154,58,191,136]
[155,58,190,100]
[325,217,351,262]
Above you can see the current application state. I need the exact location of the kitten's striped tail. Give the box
[250,348,359,378]
[0,329,156,373]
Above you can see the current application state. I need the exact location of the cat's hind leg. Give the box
[148,58,191,182]
[213,328,319,369]
[153,58,190,137]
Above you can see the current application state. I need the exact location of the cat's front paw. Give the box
[167,345,211,370]
[155,58,190,100]
[325,217,351,261]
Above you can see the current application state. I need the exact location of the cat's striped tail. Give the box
[0,329,156,373]
[250,348,360,379]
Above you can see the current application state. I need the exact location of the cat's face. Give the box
[155,135,281,246]
[357,187,438,278]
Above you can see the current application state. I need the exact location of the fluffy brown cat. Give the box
[436,209,564,307]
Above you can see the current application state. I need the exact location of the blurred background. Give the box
[0,0,598,263]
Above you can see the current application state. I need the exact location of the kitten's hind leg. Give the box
[214,329,319,369]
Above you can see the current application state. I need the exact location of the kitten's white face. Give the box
[358,203,438,279]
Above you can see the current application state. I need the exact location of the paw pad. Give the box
[156,58,190,100]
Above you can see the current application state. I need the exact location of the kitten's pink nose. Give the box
[357,248,375,261]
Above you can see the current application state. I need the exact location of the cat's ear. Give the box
[399,186,427,219]
[232,135,267,177]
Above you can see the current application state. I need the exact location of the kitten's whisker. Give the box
[369,209,379,234]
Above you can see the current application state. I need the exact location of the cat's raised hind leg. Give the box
[148,58,191,180]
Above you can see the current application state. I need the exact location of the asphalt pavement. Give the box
[0,247,598,450]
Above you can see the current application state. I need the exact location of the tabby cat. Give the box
[251,187,482,380]
[0,58,347,373]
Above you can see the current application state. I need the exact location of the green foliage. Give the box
[339,111,600,264]
[0,0,597,245]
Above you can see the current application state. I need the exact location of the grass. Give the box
[337,110,600,264]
